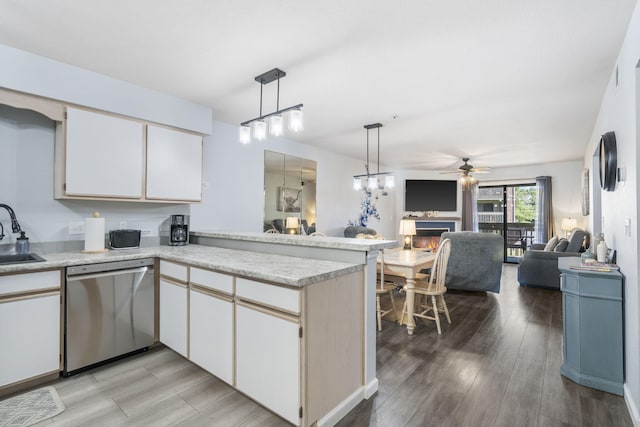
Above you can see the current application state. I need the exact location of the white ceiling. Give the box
[0,0,635,171]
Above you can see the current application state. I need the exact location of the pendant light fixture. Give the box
[239,68,303,144]
[352,123,394,191]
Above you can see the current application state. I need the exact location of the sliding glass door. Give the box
[477,184,536,263]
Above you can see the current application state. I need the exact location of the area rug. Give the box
[0,386,65,427]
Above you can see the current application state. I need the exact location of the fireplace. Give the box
[412,221,456,251]
[413,229,448,251]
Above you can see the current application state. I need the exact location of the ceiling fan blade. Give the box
[439,170,462,174]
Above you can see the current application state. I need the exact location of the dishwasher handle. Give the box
[67,266,150,281]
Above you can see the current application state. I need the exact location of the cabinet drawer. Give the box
[190,267,233,296]
[236,278,300,315]
[160,260,188,283]
[0,270,60,296]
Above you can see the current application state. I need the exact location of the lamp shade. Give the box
[399,219,416,236]
[561,217,577,231]
[285,216,300,229]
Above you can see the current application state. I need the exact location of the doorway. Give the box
[477,184,537,263]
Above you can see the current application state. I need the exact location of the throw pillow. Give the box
[544,236,559,251]
[554,238,569,252]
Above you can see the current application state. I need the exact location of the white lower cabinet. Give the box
[235,302,301,425]
[189,289,233,385]
[0,271,61,388]
[159,278,188,357]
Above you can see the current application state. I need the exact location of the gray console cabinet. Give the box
[559,267,623,395]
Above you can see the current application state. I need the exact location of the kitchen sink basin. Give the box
[0,253,46,265]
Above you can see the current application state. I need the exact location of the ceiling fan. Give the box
[440,158,491,186]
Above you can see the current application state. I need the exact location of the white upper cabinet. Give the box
[146,125,202,202]
[64,107,144,198]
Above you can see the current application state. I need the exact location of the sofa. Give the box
[440,231,503,293]
[517,228,589,290]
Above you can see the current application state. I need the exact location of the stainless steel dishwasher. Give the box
[64,258,155,375]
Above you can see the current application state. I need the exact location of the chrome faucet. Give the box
[0,204,22,241]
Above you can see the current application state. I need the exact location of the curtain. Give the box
[461,182,478,231]
[535,176,553,243]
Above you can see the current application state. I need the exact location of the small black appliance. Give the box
[169,215,189,246]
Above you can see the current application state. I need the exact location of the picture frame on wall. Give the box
[582,168,590,216]
[605,248,616,264]
[277,187,302,212]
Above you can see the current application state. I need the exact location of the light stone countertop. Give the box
[0,244,362,287]
[191,230,400,251]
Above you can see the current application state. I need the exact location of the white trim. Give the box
[479,178,537,186]
[317,386,366,427]
[364,377,379,399]
[625,383,640,427]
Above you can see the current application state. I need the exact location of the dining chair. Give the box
[309,232,326,237]
[401,238,452,334]
[264,228,280,234]
[376,250,398,331]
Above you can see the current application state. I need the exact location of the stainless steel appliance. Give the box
[64,258,155,375]
[169,214,189,246]
[108,229,141,249]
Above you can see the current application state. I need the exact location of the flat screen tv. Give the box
[405,180,457,212]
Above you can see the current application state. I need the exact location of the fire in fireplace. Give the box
[413,228,448,251]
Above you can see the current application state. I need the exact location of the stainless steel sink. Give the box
[0,253,46,265]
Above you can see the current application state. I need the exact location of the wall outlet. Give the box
[68,221,84,235]
[119,221,127,229]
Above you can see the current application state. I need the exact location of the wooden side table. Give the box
[559,266,623,395]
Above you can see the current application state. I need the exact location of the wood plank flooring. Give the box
[21,264,632,426]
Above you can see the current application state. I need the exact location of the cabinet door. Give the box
[189,290,233,384]
[0,294,60,387]
[159,279,188,357]
[236,303,300,425]
[146,125,202,201]
[65,107,144,198]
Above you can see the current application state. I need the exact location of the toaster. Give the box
[109,229,141,249]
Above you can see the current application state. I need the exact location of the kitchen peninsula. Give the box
[0,232,397,427]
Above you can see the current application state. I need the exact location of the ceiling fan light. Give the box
[288,109,304,132]
[353,177,363,191]
[252,120,267,141]
[268,114,283,136]
[238,125,251,144]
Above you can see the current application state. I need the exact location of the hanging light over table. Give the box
[352,123,394,191]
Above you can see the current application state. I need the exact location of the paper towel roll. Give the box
[84,212,106,252]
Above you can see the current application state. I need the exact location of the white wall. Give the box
[0,105,188,247]
[583,1,640,421]
[190,120,397,238]
[394,160,583,237]
[0,43,212,134]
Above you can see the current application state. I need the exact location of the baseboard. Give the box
[317,386,365,427]
[364,377,378,399]
[624,383,640,427]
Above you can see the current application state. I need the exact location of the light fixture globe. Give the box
[367,176,378,190]
[268,114,284,136]
[353,177,363,191]
[252,120,267,141]
[239,125,251,144]
[289,109,304,132]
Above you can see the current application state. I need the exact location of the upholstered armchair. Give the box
[440,231,503,293]
[517,229,589,290]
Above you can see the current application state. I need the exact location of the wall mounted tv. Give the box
[405,180,458,212]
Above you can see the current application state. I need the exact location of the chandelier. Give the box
[239,68,303,144]
[352,123,395,191]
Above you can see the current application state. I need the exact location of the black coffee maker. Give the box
[169,214,189,246]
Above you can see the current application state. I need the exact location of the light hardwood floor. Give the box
[22,264,632,426]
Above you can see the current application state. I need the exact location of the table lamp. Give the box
[399,219,416,250]
[285,216,300,234]
[560,217,577,238]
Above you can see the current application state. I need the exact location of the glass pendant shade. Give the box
[367,176,378,190]
[353,177,363,191]
[252,120,267,141]
[289,109,304,132]
[239,125,251,144]
[385,175,395,189]
[268,114,284,136]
